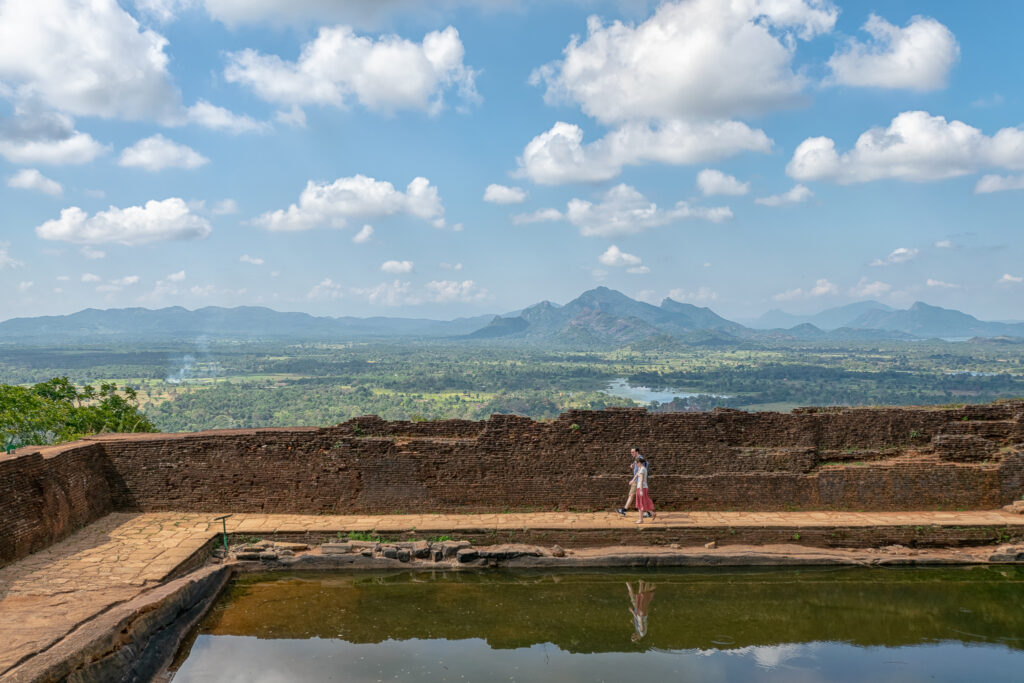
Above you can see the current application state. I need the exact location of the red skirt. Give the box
[636,488,654,512]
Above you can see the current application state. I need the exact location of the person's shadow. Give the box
[626,580,656,643]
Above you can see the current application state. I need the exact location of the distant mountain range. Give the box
[1,288,1022,346]
[0,306,492,343]
[746,300,896,330]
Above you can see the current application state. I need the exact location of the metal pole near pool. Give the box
[213,514,232,553]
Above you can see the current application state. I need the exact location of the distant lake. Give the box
[946,370,1001,377]
[605,378,728,404]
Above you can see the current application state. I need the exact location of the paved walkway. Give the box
[2,509,1022,677]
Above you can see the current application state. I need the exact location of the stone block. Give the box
[476,544,545,560]
[411,541,430,558]
[989,545,1024,562]
[381,546,399,559]
[236,552,261,561]
[322,543,352,555]
[456,548,478,563]
[397,549,411,562]
[273,542,308,552]
[440,541,470,559]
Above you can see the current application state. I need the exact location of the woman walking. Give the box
[632,455,655,524]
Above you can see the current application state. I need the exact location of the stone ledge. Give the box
[229,542,1024,573]
[3,565,230,683]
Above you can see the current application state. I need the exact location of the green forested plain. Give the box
[1,338,1022,434]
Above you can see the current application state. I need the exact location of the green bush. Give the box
[1,377,156,448]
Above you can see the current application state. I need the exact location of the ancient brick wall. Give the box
[0,443,114,565]
[94,401,1024,515]
[2,401,1022,565]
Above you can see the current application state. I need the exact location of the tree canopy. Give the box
[1,377,157,449]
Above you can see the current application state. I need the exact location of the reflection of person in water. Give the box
[626,581,656,642]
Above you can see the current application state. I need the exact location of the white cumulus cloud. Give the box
[0,0,181,121]
[755,184,812,206]
[998,273,1023,285]
[36,198,212,245]
[696,169,748,196]
[0,110,107,165]
[119,135,209,172]
[512,208,563,225]
[7,168,62,196]
[253,175,445,231]
[350,278,487,305]
[517,120,771,185]
[850,278,891,298]
[0,242,24,270]
[167,270,186,281]
[186,100,269,134]
[926,278,959,289]
[974,174,1024,194]
[381,260,414,274]
[773,278,838,301]
[81,272,101,283]
[275,105,307,128]
[351,280,413,306]
[787,111,1024,184]
[565,184,732,237]
[483,184,526,204]
[531,0,836,125]
[352,224,374,243]
[224,25,478,114]
[424,279,487,303]
[307,277,344,299]
[133,0,194,23]
[240,254,264,265]
[869,247,918,266]
[110,275,140,286]
[81,246,106,259]
[598,245,642,267]
[211,199,240,215]
[828,15,959,92]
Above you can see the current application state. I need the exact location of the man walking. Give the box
[617,447,641,516]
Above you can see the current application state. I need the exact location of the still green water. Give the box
[172,566,1024,682]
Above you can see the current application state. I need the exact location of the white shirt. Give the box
[634,465,648,490]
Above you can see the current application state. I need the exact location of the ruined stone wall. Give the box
[0,443,114,564]
[93,401,1024,515]
[2,401,1022,566]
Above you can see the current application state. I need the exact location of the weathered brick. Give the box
[2,401,1022,566]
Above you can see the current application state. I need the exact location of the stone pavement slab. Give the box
[2,508,1023,677]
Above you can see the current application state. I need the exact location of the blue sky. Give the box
[1,0,1022,322]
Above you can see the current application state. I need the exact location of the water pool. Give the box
[171,566,1024,682]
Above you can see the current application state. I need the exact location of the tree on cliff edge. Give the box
[0,377,157,449]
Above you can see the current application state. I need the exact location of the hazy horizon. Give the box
[1,287,1017,331]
